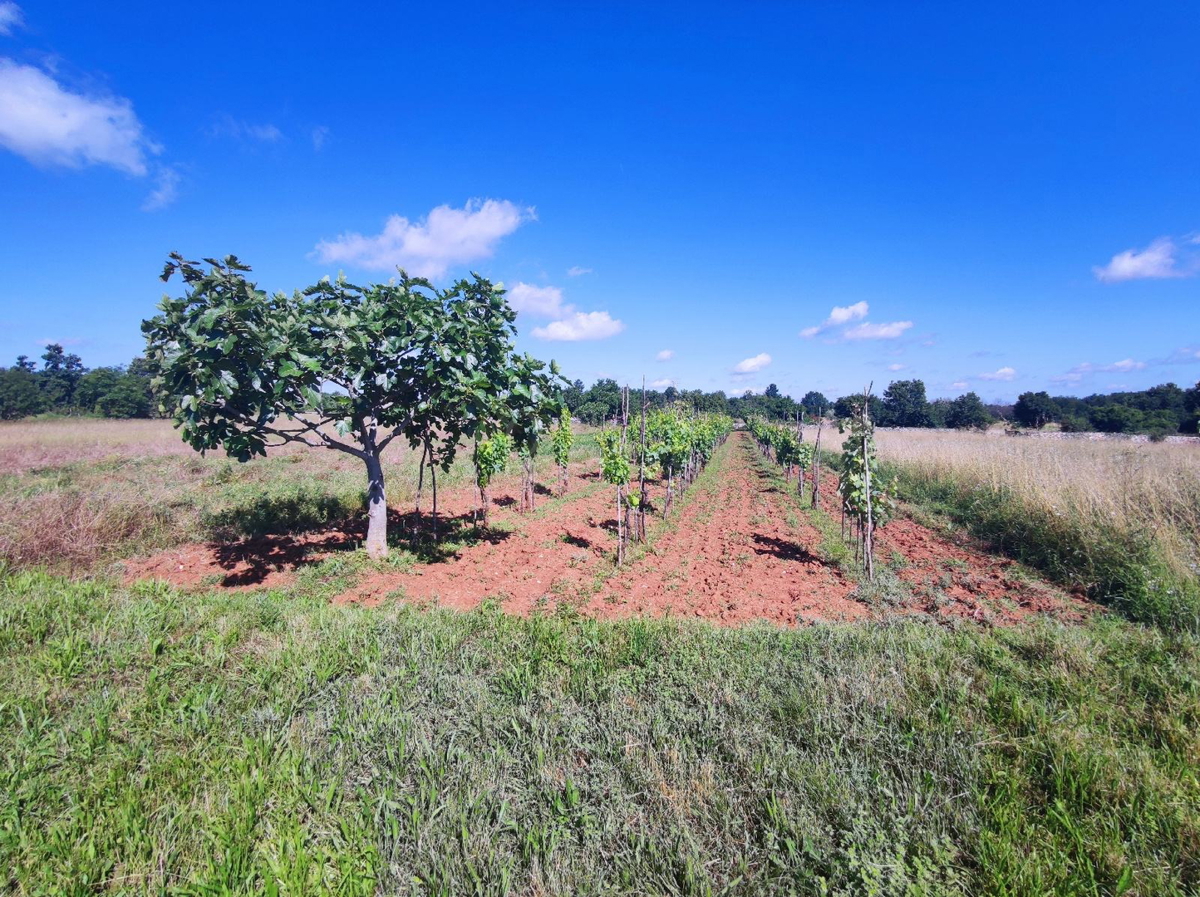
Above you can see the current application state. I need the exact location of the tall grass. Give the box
[818,428,1200,630]
[1,567,1197,893]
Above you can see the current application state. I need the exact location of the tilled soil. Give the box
[125,431,1091,627]
[583,434,864,625]
[810,459,1091,624]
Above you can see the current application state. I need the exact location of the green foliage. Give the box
[800,389,830,417]
[551,406,573,468]
[1014,391,1060,429]
[838,403,898,572]
[945,391,993,430]
[879,379,933,428]
[597,429,630,486]
[0,367,45,419]
[142,254,565,552]
[473,432,513,488]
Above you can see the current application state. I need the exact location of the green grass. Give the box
[2,565,1197,894]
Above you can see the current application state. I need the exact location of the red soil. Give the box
[124,432,1090,627]
[810,460,1090,624]
[582,436,864,625]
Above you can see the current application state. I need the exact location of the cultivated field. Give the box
[2,417,1198,893]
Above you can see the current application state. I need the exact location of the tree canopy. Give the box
[143,254,564,557]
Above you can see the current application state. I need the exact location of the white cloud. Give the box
[141,166,179,211]
[979,366,1016,382]
[1051,358,1147,384]
[844,320,913,340]
[800,301,868,338]
[507,282,565,317]
[0,2,23,34]
[531,310,624,341]
[733,353,772,374]
[507,279,621,341]
[1105,358,1146,373]
[311,125,329,150]
[314,199,534,277]
[656,349,674,362]
[650,378,674,388]
[567,265,592,277]
[0,59,158,175]
[207,114,282,143]
[887,363,906,371]
[1093,236,1194,282]
[951,381,969,390]
[1050,371,1084,385]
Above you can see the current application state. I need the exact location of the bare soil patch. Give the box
[583,434,863,625]
[124,431,1091,627]
[812,466,1091,624]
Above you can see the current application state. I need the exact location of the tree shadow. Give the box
[494,495,517,508]
[534,482,553,496]
[394,509,512,563]
[210,530,360,586]
[751,533,833,567]
[561,534,593,549]
[204,506,511,585]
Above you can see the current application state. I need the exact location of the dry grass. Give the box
[807,425,1200,627]
[870,429,1200,567]
[0,417,600,572]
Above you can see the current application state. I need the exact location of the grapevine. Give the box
[551,406,574,496]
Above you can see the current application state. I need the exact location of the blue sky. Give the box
[1,1,1197,402]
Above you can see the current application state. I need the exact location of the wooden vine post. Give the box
[811,418,823,511]
[861,383,875,582]
[638,377,648,542]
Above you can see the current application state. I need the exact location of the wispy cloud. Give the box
[887,363,906,372]
[0,2,23,34]
[531,311,624,341]
[207,114,283,143]
[800,301,912,341]
[844,320,913,340]
[1051,358,1148,384]
[1093,236,1196,282]
[978,366,1016,382]
[650,378,674,388]
[733,353,771,374]
[311,125,329,151]
[0,59,159,176]
[656,349,674,362]
[951,380,969,390]
[567,265,592,277]
[800,301,868,338]
[314,199,534,278]
[141,166,180,211]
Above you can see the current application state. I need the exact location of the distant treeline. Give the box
[0,345,153,420]
[4,350,1197,437]
[564,378,1200,438]
[1010,385,1200,438]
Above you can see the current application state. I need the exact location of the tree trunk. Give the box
[364,452,388,559]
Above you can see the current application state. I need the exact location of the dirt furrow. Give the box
[808,459,1090,623]
[585,432,864,625]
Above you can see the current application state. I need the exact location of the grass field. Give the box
[2,566,1198,895]
[2,419,1199,894]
